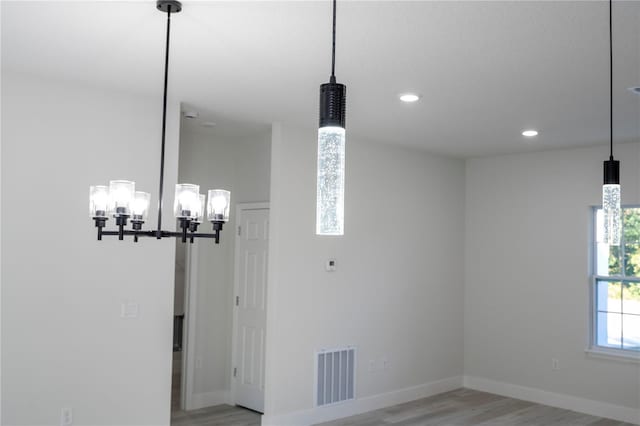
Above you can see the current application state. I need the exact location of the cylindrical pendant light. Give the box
[603,0,621,246]
[317,0,346,236]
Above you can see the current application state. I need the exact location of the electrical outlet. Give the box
[381,357,389,370]
[551,358,560,370]
[368,359,375,372]
[60,407,73,426]
[195,357,203,369]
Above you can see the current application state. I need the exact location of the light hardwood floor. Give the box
[170,388,636,426]
[317,389,636,426]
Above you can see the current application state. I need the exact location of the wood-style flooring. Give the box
[170,387,636,426]
[317,389,637,426]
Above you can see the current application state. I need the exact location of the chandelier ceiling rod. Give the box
[155,1,175,238]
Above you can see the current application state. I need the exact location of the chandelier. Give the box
[89,1,230,244]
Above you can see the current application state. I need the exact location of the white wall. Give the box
[263,123,466,424]
[174,242,186,316]
[1,73,180,424]
[465,143,640,417]
[177,124,270,405]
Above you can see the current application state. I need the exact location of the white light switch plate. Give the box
[120,301,139,318]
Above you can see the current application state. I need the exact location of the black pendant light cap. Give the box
[319,80,346,129]
[604,159,620,184]
[157,0,182,13]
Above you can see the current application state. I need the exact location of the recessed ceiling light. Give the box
[628,87,640,95]
[522,130,538,137]
[399,93,421,103]
[183,111,199,119]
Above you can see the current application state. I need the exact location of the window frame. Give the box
[589,205,640,360]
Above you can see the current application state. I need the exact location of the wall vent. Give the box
[315,347,355,406]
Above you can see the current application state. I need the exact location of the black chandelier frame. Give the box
[92,0,225,244]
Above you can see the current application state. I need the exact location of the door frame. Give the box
[230,202,270,407]
[181,240,200,410]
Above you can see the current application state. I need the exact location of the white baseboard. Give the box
[186,390,231,411]
[464,376,640,425]
[261,375,463,426]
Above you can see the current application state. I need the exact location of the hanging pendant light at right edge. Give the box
[317,0,346,236]
[603,158,621,245]
[602,0,621,246]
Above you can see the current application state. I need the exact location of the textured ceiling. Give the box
[3,1,640,157]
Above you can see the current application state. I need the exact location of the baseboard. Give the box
[186,390,231,411]
[464,376,640,425]
[261,375,463,426]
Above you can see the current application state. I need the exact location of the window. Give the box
[592,206,640,354]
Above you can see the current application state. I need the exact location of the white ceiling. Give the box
[3,1,640,158]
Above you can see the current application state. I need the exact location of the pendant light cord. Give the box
[157,5,172,238]
[331,0,336,81]
[609,0,614,161]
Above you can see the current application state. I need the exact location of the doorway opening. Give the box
[169,107,271,424]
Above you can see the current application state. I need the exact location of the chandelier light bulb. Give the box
[207,189,230,222]
[109,180,135,217]
[89,185,109,218]
[131,191,151,222]
[193,194,205,223]
[174,184,200,219]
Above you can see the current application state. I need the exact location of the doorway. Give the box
[169,108,272,422]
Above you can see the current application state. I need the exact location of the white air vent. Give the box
[315,347,355,406]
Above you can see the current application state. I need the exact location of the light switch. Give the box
[120,301,139,318]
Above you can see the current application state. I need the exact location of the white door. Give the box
[233,205,269,413]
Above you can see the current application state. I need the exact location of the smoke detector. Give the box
[628,87,640,95]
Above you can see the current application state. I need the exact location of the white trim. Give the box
[585,347,640,363]
[230,202,270,408]
[463,376,640,424]
[182,241,200,411]
[189,391,231,410]
[261,376,463,426]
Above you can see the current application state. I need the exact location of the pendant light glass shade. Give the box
[317,126,345,235]
[132,191,151,222]
[602,183,621,245]
[89,185,109,218]
[207,189,230,222]
[109,180,135,216]
[174,184,200,218]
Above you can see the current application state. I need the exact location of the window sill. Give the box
[585,347,640,363]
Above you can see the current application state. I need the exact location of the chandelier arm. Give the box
[98,228,222,244]
[156,5,173,239]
